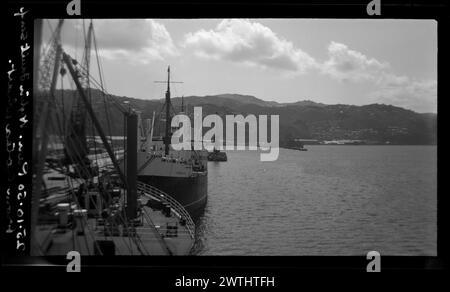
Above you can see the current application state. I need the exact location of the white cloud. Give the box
[182,18,436,112]
[321,42,436,113]
[183,19,317,72]
[321,41,389,82]
[56,19,178,64]
[45,19,436,113]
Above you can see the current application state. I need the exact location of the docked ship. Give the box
[136,68,208,216]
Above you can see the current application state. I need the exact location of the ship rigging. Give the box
[31,19,195,256]
[136,66,209,216]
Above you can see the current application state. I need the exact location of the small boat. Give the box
[207,148,228,161]
[285,139,308,151]
[285,146,308,151]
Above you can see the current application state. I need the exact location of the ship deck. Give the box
[35,198,194,256]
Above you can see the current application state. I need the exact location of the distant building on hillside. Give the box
[322,139,365,145]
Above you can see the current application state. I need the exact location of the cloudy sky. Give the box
[43,19,437,113]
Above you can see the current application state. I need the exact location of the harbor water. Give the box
[192,145,437,256]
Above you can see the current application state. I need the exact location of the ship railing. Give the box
[136,181,195,239]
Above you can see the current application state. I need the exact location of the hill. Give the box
[40,89,437,146]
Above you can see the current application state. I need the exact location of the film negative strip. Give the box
[2,0,448,279]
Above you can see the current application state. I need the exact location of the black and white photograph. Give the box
[29,17,438,256]
[3,0,447,277]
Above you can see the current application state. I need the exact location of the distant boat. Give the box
[285,146,308,151]
[285,140,308,151]
[208,148,228,161]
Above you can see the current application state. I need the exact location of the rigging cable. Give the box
[47,109,92,255]
[35,22,145,256]
[92,23,115,158]
[50,88,134,255]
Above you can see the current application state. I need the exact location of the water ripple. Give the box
[193,146,437,256]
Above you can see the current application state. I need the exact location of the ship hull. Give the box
[138,172,207,217]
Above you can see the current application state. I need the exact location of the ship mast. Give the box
[31,19,64,254]
[154,66,183,156]
[31,21,153,256]
[181,95,185,112]
[165,66,171,155]
[62,53,128,192]
[65,20,94,178]
[62,52,139,218]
